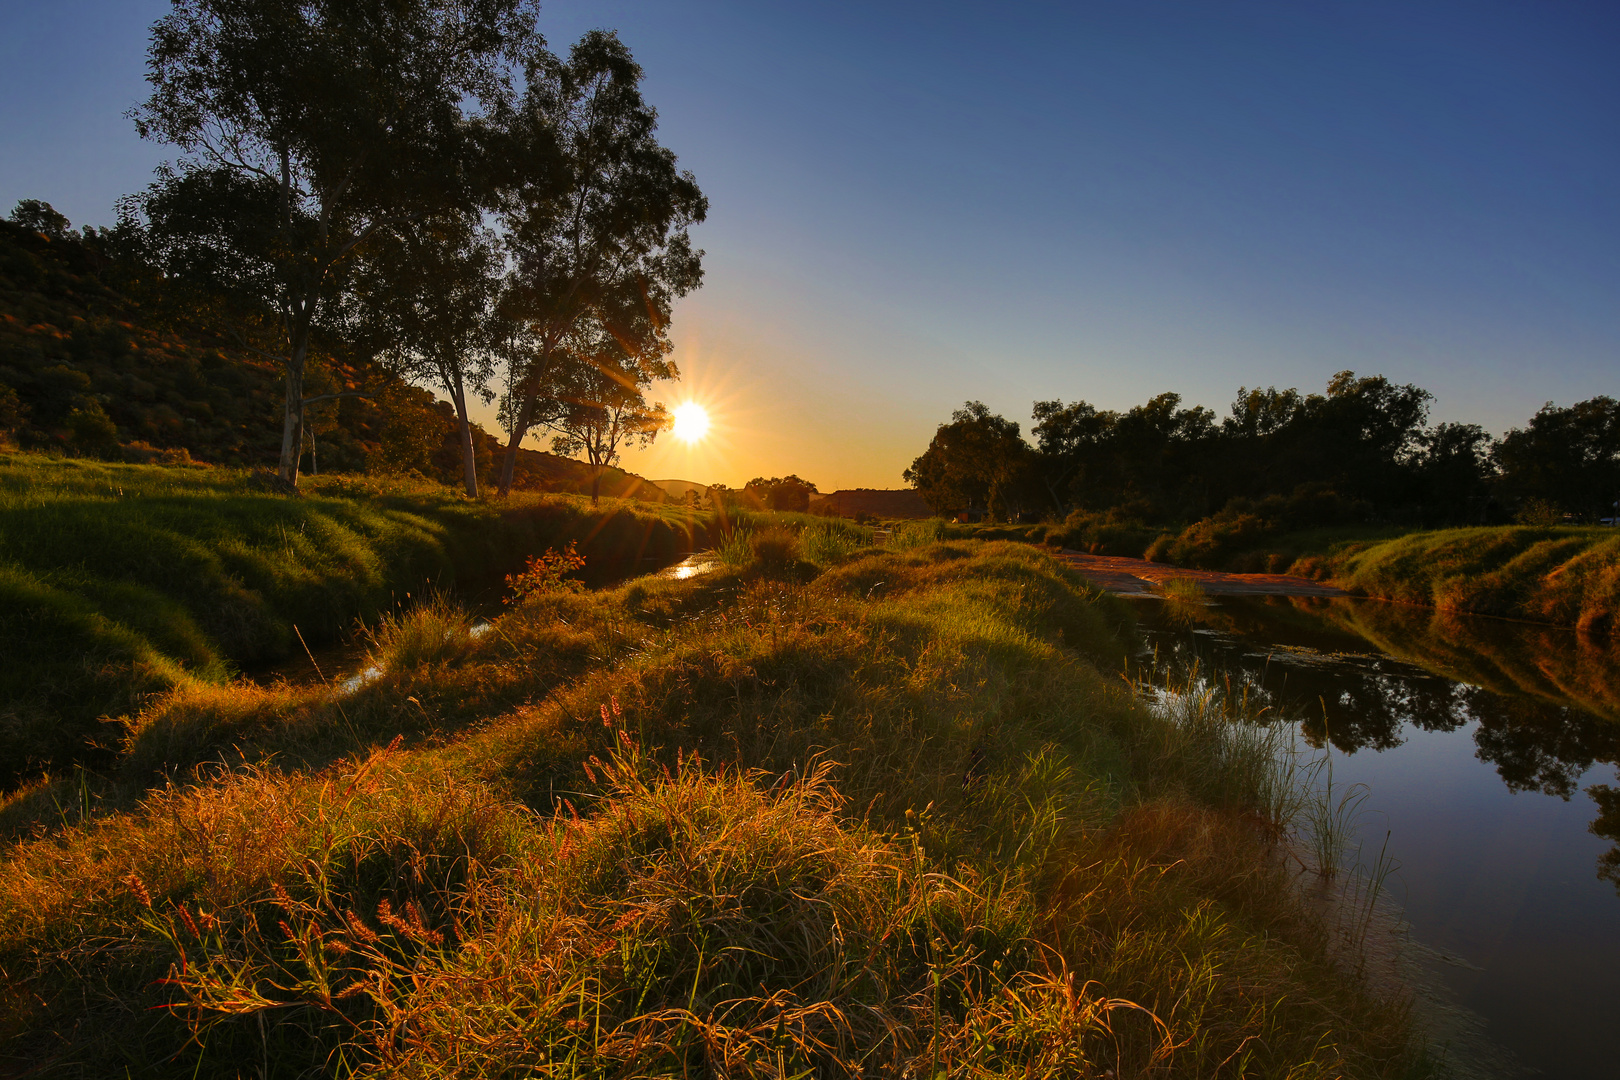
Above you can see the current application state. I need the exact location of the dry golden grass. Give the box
[0,540,1426,1077]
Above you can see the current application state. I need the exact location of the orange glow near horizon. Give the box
[614,329,923,490]
[466,324,924,491]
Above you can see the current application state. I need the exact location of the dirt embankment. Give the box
[1054,549,1347,598]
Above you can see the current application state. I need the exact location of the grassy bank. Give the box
[1287,526,1620,634]
[0,453,713,780]
[0,537,1422,1077]
[937,505,1620,631]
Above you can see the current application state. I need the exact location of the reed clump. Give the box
[1157,576,1208,603]
[0,538,1425,1077]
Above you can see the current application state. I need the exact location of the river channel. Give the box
[256,554,1617,1074]
[1132,595,1620,1079]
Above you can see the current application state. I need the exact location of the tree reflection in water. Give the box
[1135,595,1620,893]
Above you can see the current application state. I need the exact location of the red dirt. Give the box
[1052,549,1346,598]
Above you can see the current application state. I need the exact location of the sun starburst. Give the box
[671,402,711,443]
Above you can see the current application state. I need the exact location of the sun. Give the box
[671,402,711,444]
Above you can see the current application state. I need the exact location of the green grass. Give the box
[1157,576,1208,602]
[0,452,714,780]
[0,538,1424,1077]
[1293,525,1620,632]
[1055,509,1620,631]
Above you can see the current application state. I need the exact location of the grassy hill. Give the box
[1293,525,1620,634]
[0,218,393,470]
[0,218,678,503]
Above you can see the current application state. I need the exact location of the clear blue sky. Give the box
[3,0,1616,488]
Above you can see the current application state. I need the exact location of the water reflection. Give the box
[656,554,717,580]
[1135,596,1620,894]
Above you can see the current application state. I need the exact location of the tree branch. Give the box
[301,391,374,406]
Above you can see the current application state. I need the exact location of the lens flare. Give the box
[671,402,711,443]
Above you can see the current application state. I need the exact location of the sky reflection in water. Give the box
[1134,596,1619,1079]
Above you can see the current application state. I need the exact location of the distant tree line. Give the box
[706,475,820,515]
[907,372,1620,528]
[3,0,706,502]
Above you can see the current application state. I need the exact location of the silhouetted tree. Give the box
[9,200,71,241]
[1494,397,1620,521]
[495,29,706,495]
[744,475,818,512]
[905,401,1033,520]
[1414,422,1496,525]
[549,324,672,505]
[1031,398,1114,514]
[128,0,540,486]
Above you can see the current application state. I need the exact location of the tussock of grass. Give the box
[798,519,874,566]
[0,539,1422,1077]
[1157,576,1208,602]
[887,517,957,549]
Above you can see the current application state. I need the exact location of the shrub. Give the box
[749,526,800,573]
[1516,497,1564,526]
[503,542,587,602]
[1048,507,1159,556]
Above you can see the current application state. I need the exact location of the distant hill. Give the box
[814,488,932,519]
[652,478,709,502]
[504,446,668,502]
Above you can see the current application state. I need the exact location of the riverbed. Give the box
[1133,594,1620,1079]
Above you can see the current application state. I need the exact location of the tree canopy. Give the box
[127,0,544,486]
[494,28,706,495]
[744,475,818,513]
[911,374,1618,527]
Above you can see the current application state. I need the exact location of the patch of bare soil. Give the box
[1053,549,1347,597]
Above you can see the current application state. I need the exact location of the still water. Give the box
[1132,596,1620,1078]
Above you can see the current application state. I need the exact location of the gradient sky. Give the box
[3,1,1617,489]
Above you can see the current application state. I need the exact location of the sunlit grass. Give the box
[0,452,713,783]
[1301,524,1620,631]
[0,531,1425,1076]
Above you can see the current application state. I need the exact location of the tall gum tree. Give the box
[495,29,705,496]
[128,0,541,486]
[352,213,503,496]
[549,322,672,505]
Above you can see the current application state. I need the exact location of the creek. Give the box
[250,552,718,689]
[1133,595,1620,1079]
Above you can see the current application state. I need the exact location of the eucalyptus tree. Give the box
[494,29,706,496]
[905,402,1034,521]
[128,0,541,486]
[352,213,504,496]
[1495,396,1620,521]
[548,322,673,505]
